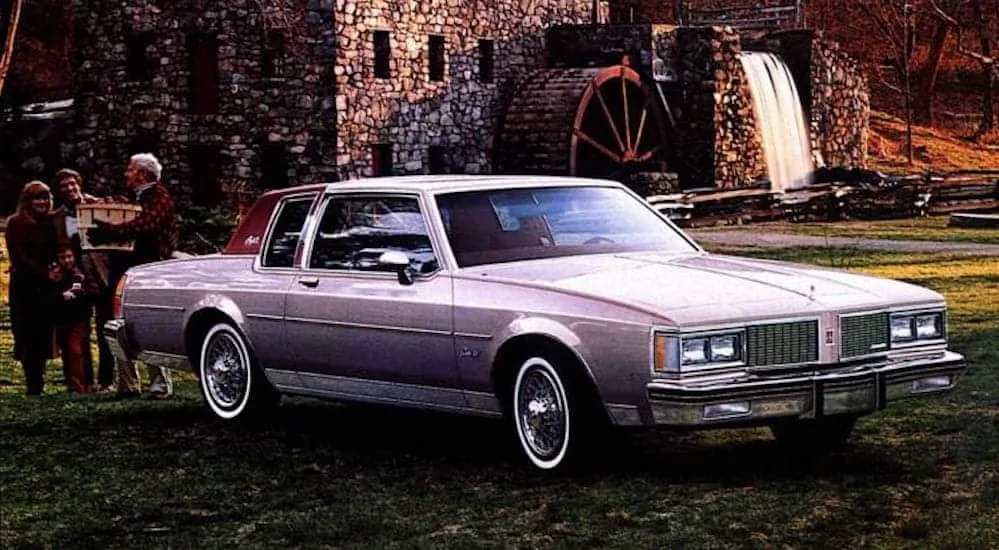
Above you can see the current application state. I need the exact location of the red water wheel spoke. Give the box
[593,85,627,154]
[634,102,650,154]
[622,72,633,153]
[636,146,660,162]
[573,128,622,163]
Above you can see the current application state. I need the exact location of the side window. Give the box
[309,196,438,274]
[261,196,315,268]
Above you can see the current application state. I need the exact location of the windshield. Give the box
[435,185,697,267]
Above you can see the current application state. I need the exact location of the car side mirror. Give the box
[378,250,414,286]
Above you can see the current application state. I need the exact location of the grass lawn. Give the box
[0,244,996,549]
[696,215,999,245]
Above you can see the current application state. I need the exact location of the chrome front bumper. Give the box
[647,351,967,426]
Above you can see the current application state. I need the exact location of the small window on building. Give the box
[373,30,391,79]
[370,143,393,177]
[262,32,286,78]
[260,141,290,190]
[125,33,156,82]
[428,146,449,175]
[189,144,223,207]
[187,32,220,114]
[478,39,494,83]
[428,35,445,82]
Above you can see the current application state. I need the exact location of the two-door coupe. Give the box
[105,175,966,470]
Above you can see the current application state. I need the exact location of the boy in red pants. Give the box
[51,244,99,394]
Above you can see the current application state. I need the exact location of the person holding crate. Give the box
[87,153,179,399]
[51,168,119,392]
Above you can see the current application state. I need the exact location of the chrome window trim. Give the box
[301,192,444,279]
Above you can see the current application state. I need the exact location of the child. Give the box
[51,244,98,394]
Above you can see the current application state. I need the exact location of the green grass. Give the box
[1,245,997,548]
[696,215,999,245]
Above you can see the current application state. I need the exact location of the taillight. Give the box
[112,275,127,319]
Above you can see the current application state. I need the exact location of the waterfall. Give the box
[739,52,814,192]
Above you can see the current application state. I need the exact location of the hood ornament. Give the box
[808,284,816,301]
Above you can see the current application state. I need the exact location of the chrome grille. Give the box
[840,312,889,359]
[746,320,819,367]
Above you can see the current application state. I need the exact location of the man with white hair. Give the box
[89,152,179,399]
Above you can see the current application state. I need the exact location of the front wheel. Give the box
[512,356,590,471]
[199,323,279,420]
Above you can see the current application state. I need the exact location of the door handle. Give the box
[298,277,319,288]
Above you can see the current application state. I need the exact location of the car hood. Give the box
[468,252,944,325]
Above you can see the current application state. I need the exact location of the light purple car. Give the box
[104,175,966,470]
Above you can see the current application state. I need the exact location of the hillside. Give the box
[868,111,999,173]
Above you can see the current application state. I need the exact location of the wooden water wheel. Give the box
[496,65,670,180]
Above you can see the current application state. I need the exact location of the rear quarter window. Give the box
[261,195,317,268]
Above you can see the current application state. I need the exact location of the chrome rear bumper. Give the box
[103,319,135,365]
[647,351,966,427]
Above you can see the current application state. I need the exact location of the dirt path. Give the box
[687,229,999,256]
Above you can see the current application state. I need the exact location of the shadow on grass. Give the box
[9,394,930,487]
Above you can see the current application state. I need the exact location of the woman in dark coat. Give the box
[5,181,58,395]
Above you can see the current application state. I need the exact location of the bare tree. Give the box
[849,0,973,161]
[927,0,996,135]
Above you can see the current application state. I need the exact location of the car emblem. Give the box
[808,284,816,301]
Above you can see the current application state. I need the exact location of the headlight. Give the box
[891,311,944,344]
[709,334,740,361]
[654,331,744,374]
[915,314,943,339]
[891,315,915,342]
[682,338,709,364]
[681,333,743,366]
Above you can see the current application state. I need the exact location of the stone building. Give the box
[68,0,867,205]
[71,0,606,204]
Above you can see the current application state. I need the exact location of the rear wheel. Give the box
[199,323,279,420]
[769,415,857,454]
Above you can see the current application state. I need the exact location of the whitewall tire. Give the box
[199,323,258,420]
[513,356,573,470]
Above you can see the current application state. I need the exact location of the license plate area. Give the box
[818,376,878,416]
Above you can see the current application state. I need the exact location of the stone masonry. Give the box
[333,0,606,180]
[69,0,866,204]
[72,0,337,204]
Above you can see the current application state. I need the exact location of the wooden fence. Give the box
[679,1,805,30]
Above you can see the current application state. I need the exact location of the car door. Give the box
[283,193,459,405]
[248,193,318,388]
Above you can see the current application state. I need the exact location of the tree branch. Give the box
[0,0,25,95]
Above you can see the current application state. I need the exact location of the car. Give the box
[104,175,967,471]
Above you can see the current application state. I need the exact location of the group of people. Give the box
[4,153,179,398]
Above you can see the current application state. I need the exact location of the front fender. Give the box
[490,316,598,387]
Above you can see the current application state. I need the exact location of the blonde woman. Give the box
[4,181,58,395]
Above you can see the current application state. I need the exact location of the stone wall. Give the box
[333,0,606,180]
[809,32,869,168]
[71,0,337,204]
[673,26,766,189]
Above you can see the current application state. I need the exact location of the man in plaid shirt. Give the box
[90,153,179,399]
